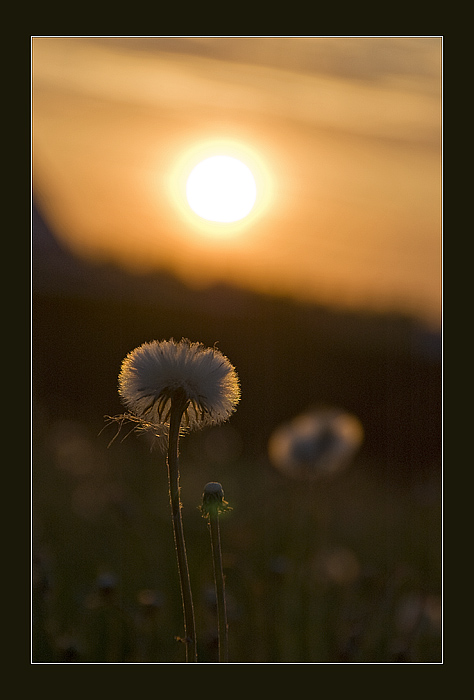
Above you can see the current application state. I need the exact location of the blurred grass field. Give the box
[33,410,441,664]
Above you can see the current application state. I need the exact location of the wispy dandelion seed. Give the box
[117,338,241,445]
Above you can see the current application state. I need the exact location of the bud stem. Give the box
[208,509,229,662]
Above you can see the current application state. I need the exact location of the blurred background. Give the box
[32,36,442,664]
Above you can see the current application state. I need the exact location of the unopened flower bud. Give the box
[200,482,232,518]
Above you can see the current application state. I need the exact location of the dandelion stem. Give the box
[208,508,229,663]
[167,395,198,663]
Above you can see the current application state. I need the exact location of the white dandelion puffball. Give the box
[118,338,241,433]
[268,407,364,480]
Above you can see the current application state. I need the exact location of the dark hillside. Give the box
[32,203,441,483]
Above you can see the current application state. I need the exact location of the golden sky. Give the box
[32,37,442,328]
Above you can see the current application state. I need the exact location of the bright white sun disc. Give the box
[186,155,257,223]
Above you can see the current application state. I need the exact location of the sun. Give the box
[167,138,274,236]
[186,155,257,223]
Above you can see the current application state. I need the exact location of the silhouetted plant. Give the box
[112,338,240,662]
[200,482,232,662]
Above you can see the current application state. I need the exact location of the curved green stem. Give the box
[208,512,229,662]
[167,397,198,663]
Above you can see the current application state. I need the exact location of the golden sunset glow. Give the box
[32,37,442,327]
[32,40,443,665]
[168,137,274,238]
[186,156,256,223]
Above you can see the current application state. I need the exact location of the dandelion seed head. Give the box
[268,407,364,480]
[117,338,240,438]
